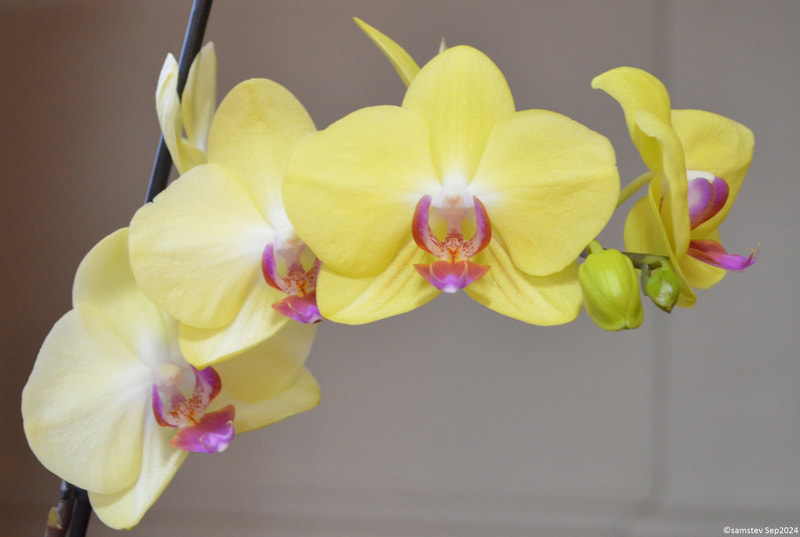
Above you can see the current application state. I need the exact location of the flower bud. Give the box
[579,248,643,331]
[642,264,680,313]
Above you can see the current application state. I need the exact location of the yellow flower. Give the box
[156,42,217,174]
[22,229,319,529]
[130,78,321,368]
[284,43,619,325]
[592,67,756,308]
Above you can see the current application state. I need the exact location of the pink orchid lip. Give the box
[411,193,492,292]
[415,260,490,294]
[683,173,757,272]
[262,243,323,324]
[688,173,729,229]
[688,239,759,271]
[152,364,236,454]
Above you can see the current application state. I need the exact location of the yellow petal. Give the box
[129,164,271,329]
[285,105,437,277]
[591,67,671,172]
[22,309,150,494]
[624,179,696,308]
[207,78,316,226]
[73,229,172,365]
[155,53,188,173]
[213,321,319,432]
[181,42,216,150]
[464,240,583,325]
[178,279,290,369]
[671,109,754,235]
[402,46,515,181]
[471,109,619,276]
[634,110,691,258]
[316,239,440,324]
[353,18,420,87]
[90,423,187,530]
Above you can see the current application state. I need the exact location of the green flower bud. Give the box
[579,248,643,331]
[642,264,681,313]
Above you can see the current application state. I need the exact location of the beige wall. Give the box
[2,1,798,535]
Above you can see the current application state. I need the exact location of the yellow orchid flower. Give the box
[130,78,322,368]
[592,67,757,308]
[22,229,319,530]
[156,42,216,174]
[284,44,619,325]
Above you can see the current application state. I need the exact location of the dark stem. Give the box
[146,0,214,203]
[46,2,214,536]
[65,488,90,537]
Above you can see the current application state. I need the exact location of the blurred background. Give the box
[1,1,798,536]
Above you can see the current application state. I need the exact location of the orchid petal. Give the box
[22,309,151,495]
[89,424,187,530]
[181,42,216,150]
[315,240,440,324]
[213,321,320,432]
[129,164,271,329]
[285,105,437,278]
[178,279,290,368]
[354,18,420,87]
[591,66,672,173]
[681,252,727,290]
[624,178,696,308]
[464,240,583,325]
[634,110,691,258]
[471,109,618,276]
[402,45,515,182]
[671,109,754,234]
[72,229,172,367]
[207,79,315,225]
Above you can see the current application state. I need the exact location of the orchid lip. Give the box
[262,241,323,324]
[152,364,235,454]
[688,239,759,271]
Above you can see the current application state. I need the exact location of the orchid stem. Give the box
[146,0,214,203]
[616,172,652,208]
[46,3,215,536]
[65,487,90,537]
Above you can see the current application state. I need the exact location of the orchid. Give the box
[592,67,757,307]
[21,229,320,529]
[156,41,216,174]
[130,78,322,368]
[283,38,619,325]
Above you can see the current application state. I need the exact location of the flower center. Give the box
[261,229,323,324]
[411,190,492,293]
[152,363,235,454]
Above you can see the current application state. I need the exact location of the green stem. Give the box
[586,240,604,256]
[617,172,652,208]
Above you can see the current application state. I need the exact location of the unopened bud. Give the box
[642,264,680,313]
[579,248,643,331]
